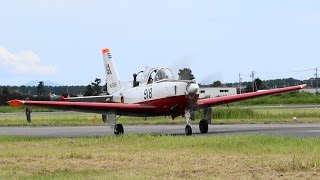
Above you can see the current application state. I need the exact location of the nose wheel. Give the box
[183,109,193,135]
[185,124,192,136]
[114,124,124,135]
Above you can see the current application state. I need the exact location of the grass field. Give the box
[235,91,320,105]
[1,107,320,126]
[0,106,57,113]
[0,135,319,179]
[1,104,320,179]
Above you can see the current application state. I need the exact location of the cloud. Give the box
[0,46,56,74]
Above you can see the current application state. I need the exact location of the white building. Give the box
[300,88,319,94]
[199,87,237,99]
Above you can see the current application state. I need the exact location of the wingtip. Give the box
[7,99,24,106]
[300,84,307,89]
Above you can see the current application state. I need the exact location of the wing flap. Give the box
[197,84,307,108]
[60,95,113,102]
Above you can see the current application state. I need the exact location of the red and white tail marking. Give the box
[102,48,121,94]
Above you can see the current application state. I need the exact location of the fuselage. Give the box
[110,79,199,118]
[102,48,200,118]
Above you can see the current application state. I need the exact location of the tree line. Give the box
[0,79,105,105]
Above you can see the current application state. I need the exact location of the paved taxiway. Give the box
[0,123,320,137]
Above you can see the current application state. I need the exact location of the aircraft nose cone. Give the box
[187,83,199,95]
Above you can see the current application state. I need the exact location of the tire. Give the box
[185,124,192,136]
[114,124,124,135]
[199,119,208,133]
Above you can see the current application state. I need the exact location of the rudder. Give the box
[102,48,121,94]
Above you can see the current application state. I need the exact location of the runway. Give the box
[1,123,320,137]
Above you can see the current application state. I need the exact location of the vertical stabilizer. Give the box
[102,48,121,94]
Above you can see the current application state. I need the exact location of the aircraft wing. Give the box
[7,100,156,116]
[197,84,307,109]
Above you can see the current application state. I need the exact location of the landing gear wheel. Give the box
[185,124,192,136]
[199,119,208,133]
[114,124,124,135]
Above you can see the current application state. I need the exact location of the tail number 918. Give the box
[144,88,152,100]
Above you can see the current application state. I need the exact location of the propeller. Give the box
[186,82,199,120]
[187,83,199,95]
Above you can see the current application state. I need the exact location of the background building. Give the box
[199,87,237,99]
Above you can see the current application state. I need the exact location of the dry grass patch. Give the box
[0,135,319,179]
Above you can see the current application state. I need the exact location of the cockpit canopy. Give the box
[140,67,176,84]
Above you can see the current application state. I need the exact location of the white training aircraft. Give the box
[8,48,307,135]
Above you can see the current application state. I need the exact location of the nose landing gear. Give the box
[185,124,192,136]
[184,109,193,136]
[184,108,211,135]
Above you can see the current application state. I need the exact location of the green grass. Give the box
[236,91,320,105]
[1,107,320,126]
[0,113,185,126]
[0,113,102,126]
[0,135,319,179]
[0,106,57,113]
[211,107,320,124]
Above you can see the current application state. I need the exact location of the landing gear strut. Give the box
[104,113,124,135]
[184,109,193,136]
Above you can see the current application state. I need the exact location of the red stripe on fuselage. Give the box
[136,94,199,118]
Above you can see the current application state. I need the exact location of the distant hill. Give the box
[24,80,63,87]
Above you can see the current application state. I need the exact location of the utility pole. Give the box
[239,73,242,94]
[316,68,318,94]
[250,71,255,92]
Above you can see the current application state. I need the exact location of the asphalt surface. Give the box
[1,123,320,137]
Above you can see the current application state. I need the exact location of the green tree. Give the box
[255,78,266,90]
[212,81,222,87]
[84,85,94,96]
[178,68,195,80]
[91,78,102,96]
[37,81,46,96]
[245,78,266,92]
[19,85,28,94]
[2,87,10,95]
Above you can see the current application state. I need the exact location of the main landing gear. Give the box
[199,119,208,133]
[114,124,124,135]
[184,110,209,136]
[103,113,124,135]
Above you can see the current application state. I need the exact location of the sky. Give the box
[0,0,320,86]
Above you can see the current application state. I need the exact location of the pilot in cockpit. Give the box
[154,69,168,81]
[147,69,157,84]
[133,73,139,87]
[133,70,143,87]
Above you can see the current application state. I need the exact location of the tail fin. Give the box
[102,48,121,94]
